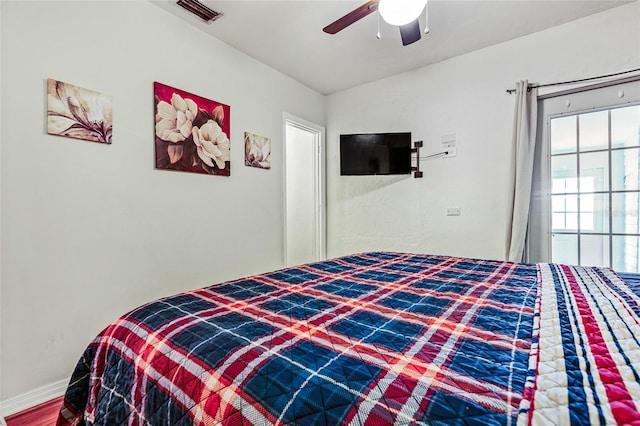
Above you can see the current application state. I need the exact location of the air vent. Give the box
[176,0,223,22]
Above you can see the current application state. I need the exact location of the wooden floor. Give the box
[4,396,63,426]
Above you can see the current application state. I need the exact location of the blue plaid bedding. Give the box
[57,253,640,425]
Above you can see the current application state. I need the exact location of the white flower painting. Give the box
[154,82,231,176]
[47,79,113,144]
[244,132,271,170]
[193,120,231,169]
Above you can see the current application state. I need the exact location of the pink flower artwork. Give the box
[154,82,230,176]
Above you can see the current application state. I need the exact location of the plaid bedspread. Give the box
[56,252,640,425]
[518,263,640,425]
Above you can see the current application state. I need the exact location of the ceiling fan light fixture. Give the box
[378,0,427,26]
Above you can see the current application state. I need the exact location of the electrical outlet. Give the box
[447,207,461,216]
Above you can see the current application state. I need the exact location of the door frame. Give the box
[282,113,326,266]
[528,78,640,263]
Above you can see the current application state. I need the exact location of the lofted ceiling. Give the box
[151,0,631,95]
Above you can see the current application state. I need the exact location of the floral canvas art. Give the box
[154,82,230,176]
[47,79,113,144]
[244,132,271,170]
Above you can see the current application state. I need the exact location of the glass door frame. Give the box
[527,77,640,268]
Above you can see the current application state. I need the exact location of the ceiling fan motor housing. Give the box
[378,0,428,26]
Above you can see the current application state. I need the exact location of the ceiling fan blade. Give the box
[323,0,379,34]
[399,18,421,46]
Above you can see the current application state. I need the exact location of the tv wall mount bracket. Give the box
[412,141,451,178]
[411,141,423,178]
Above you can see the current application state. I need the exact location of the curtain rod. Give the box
[505,67,640,94]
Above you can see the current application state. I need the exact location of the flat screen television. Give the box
[340,132,412,176]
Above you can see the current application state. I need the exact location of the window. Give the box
[528,79,640,272]
[549,105,640,271]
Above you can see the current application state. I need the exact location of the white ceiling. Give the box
[152,0,630,95]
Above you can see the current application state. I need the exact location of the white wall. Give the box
[326,1,640,261]
[0,0,324,400]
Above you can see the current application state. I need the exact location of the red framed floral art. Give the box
[154,82,230,176]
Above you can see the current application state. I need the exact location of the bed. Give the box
[57,252,640,425]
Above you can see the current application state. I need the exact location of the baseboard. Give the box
[0,378,69,418]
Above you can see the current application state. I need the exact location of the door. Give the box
[529,78,640,271]
[283,114,325,266]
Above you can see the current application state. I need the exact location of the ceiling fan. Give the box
[323,0,428,46]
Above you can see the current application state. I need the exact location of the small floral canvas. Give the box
[47,79,113,144]
[244,132,271,170]
[154,82,230,176]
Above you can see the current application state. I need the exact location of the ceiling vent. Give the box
[176,0,223,23]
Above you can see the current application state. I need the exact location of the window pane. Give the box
[580,212,594,230]
[552,233,578,265]
[552,195,565,211]
[551,115,577,154]
[580,151,609,192]
[580,193,608,233]
[580,192,594,211]
[612,235,640,273]
[552,179,564,194]
[611,105,640,149]
[580,176,594,192]
[552,213,565,229]
[579,110,608,151]
[612,192,640,234]
[611,147,640,191]
[552,194,578,231]
[551,155,577,193]
[581,234,610,268]
[565,177,578,193]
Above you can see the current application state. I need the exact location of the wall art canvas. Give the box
[47,78,113,144]
[154,82,230,176]
[244,132,271,170]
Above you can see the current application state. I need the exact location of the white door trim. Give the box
[283,113,326,266]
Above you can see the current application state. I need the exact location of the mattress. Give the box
[56,252,640,425]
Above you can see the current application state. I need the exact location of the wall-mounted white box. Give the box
[442,134,457,158]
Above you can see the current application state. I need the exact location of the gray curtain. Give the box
[506,80,538,262]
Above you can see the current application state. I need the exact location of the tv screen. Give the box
[340,132,412,176]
